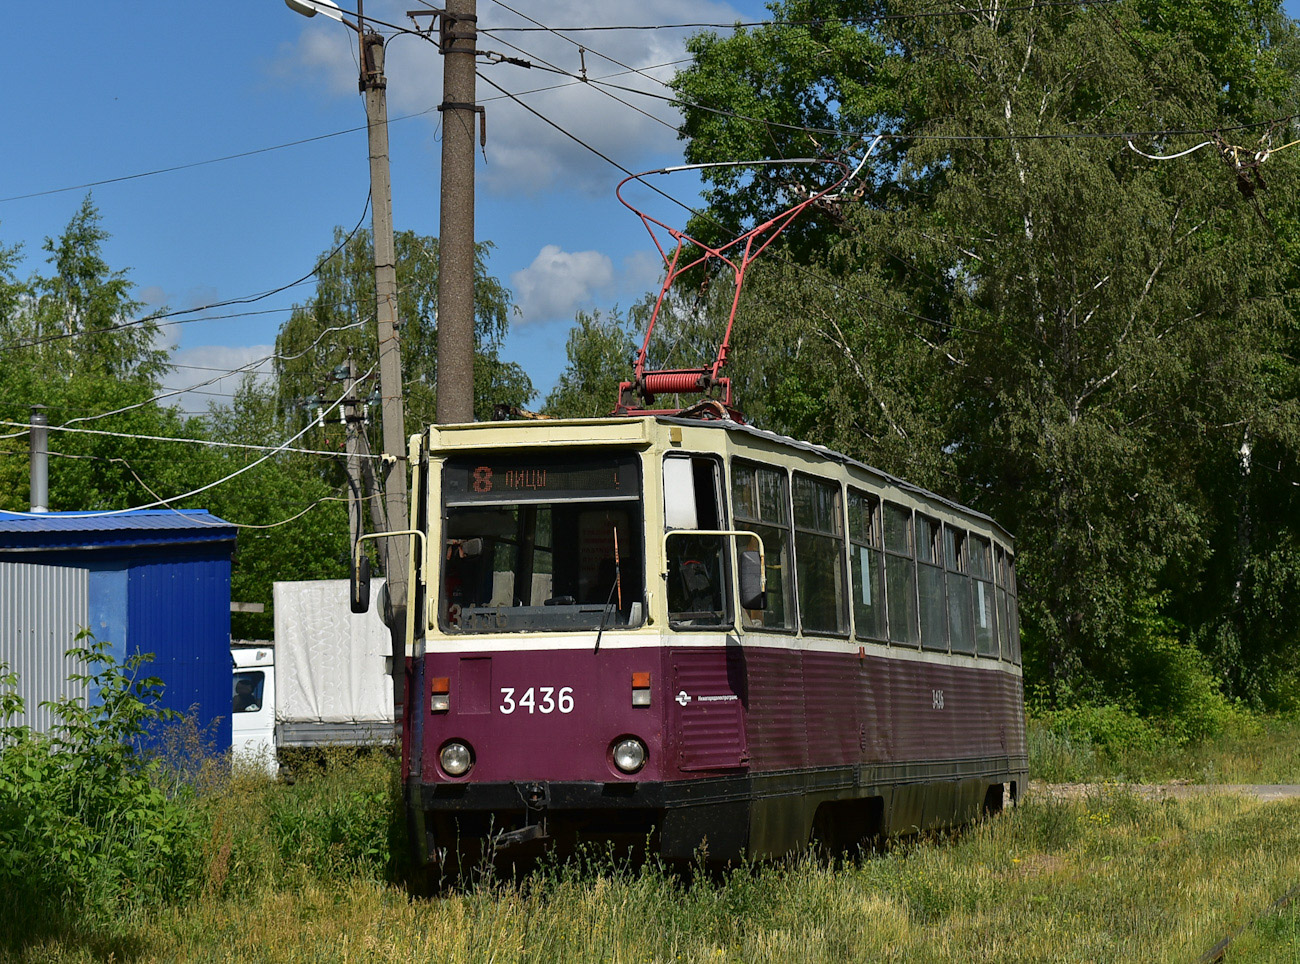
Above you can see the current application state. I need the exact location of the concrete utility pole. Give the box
[435,0,479,425]
[359,32,412,599]
[357,27,412,736]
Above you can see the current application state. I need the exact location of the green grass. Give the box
[1029,710,1300,784]
[7,778,1300,963]
[8,645,1300,963]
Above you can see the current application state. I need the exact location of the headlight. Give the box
[611,737,647,774]
[439,740,474,776]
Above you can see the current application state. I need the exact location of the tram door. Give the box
[664,455,748,771]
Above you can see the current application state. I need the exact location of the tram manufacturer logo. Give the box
[675,690,739,707]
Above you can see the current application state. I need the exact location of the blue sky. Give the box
[3,2,1297,416]
[2,0,765,414]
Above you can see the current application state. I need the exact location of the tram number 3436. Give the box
[499,686,575,715]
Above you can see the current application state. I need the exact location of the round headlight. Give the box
[612,737,647,774]
[439,740,473,776]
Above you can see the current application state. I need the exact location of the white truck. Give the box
[231,579,395,769]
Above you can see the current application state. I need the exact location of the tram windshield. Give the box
[440,452,645,634]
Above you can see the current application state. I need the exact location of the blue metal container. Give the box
[0,510,237,749]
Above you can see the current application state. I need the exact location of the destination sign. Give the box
[444,453,639,503]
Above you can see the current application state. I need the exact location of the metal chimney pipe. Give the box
[29,405,48,513]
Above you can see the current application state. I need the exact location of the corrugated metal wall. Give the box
[0,561,89,734]
[128,549,232,748]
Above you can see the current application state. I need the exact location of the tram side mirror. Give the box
[739,549,766,611]
[375,580,392,627]
[351,554,371,614]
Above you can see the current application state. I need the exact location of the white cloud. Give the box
[138,285,168,307]
[164,344,276,416]
[272,0,749,195]
[511,245,615,324]
[622,249,668,295]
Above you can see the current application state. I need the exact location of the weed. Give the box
[0,636,204,945]
[1029,707,1300,784]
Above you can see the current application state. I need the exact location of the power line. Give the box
[475,70,700,221]
[482,0,680,97]
[0,361,379,520]
[475,15,1300,151]
[473,70,989,343]
[0,419,379,460]
[29,449,374,530]
[0,190,373,355]
[478,0,1127,33]
[585,66,1300,146]
[477,34,679,134]
[58,318,370,431]
[0,105,441,205]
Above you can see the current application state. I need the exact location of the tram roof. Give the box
[656,416,1013,544]
[426,415,1013,544]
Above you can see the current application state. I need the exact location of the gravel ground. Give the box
[1032,781,1300,802]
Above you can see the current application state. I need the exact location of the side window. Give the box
[945,526,975,655]
[793,474,848,636]
[233,671,265,713]
[916,514,948,652]
[665,456,730,630]
[883,503,919,646]
[664,455,722,531]
[732,461,796,631]
[848,489,886,642]
[970,534,998,657]
[995,546,1022,664]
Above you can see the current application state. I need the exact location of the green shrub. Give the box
[1108,594,1239,745]
[0,635,204,928]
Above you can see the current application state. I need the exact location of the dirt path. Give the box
[1034,781,1300,802]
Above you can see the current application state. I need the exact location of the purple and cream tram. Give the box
[371,412,1026,868]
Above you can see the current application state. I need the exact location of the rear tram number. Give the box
[499,686,575,715]
[932,689,945,710]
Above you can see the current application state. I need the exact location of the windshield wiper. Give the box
[594,526,623,654]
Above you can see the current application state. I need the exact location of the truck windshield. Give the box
[440,452,645,633]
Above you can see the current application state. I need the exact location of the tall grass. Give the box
[14,788,1300,963]
[1028,706,1300,784]
[0,642,401,959]
[6,646,1300,962]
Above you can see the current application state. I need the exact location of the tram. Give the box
[352,160,1027,868]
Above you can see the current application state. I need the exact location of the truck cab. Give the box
[231,644,276,772]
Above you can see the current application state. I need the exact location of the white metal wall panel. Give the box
[0,561,90,734]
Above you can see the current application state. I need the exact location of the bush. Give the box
[0,636,203,927]
[1029,704,1163,781]
[1097,594,1237,743]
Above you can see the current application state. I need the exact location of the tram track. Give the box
[1197,880,1300,963]
[1033,782,1300,960]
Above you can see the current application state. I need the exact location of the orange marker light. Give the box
[431,676,451,713]
[632,671,651,707]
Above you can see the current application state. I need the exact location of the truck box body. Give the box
[272,579,395,748]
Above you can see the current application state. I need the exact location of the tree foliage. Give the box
[0,196,195,514]
[273,227,533,431]
[656,0,1300,707]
